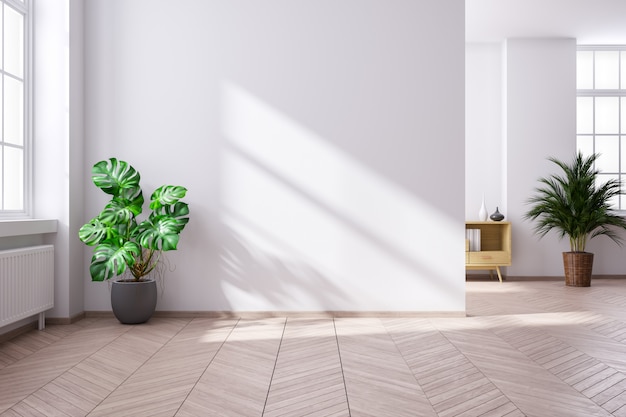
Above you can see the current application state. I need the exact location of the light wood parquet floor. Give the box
[2,277,626,416]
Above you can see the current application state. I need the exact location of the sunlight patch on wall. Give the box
[219,82,463,311]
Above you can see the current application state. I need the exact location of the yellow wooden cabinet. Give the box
[465,221,511,282]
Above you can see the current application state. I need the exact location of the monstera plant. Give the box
[78,158,189,323]
[79,158,190,281]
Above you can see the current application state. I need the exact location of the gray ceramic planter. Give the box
[111,279,157,324]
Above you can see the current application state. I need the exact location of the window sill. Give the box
[0,219,58,237]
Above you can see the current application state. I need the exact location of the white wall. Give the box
[68,0,85,318]
[32,0,84,319]
[83,0,466,313]
[505,39,577,276]
[465,43,503,220]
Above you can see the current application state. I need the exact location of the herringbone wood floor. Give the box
[2,277,626,416]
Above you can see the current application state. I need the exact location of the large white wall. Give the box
[83,1,466,313]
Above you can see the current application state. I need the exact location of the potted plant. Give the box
[525,152,626,287]
[79,158,189,323]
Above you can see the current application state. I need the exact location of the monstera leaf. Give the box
[135,202,190,251]
[100,193,145,226]
[149,185,187,210]
[92,158,141,197]
[79,217,111,246]
[152,201,190,225]
[89,241,141,281]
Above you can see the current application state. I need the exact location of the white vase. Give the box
[478,196,488,221]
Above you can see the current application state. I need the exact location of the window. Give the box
[1,0,29,215]
[576,46,626,210]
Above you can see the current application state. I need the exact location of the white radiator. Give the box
[0,245,54,330]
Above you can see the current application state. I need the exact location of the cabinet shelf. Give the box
[465,221,511,282]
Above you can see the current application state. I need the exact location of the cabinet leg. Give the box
[495,266,503,283]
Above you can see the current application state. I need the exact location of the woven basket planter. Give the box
[562,252,594,287]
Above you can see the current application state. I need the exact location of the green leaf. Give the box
[136,210,189,251]
[89,241,141,281]
[92,158,141,198]
[149,185,187,210]
[153,201,190,223]
[78,217,109,246]
[99,193,145,225]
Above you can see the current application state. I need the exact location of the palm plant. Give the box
[79,158,190,282]
[525,152,626,252]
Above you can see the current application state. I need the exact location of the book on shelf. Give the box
[465,228,481,251]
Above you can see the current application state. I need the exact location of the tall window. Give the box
[577,46,626,210]
[1,0,28,215]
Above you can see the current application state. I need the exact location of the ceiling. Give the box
[466,0,626,44]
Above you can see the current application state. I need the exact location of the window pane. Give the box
[4,75,23,145]
[0,1,28,215]
[4,146,23,210]
[5,5,24,78]
[577,135,594,157]
[595,136,619,172]
[596,97,619,134]
[577,51,594,89]
[577,97,594,134]
[578,48,626,210]
[595,51,620,89]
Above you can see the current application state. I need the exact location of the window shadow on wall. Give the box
[217,82,464,312]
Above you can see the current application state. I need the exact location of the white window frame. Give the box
[576,45,626,211]
[1,0,31,217]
